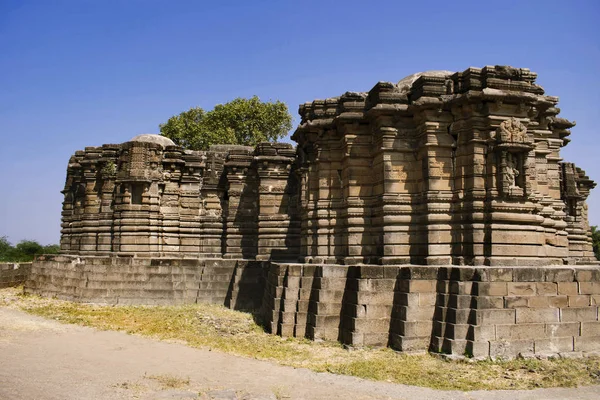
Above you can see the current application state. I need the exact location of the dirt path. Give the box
[0,307,598,400]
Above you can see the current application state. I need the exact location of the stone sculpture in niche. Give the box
[506,153,520,189]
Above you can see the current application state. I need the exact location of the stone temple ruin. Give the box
[26,66,600,359]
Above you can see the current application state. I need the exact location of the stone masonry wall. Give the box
[0,263,32,289]
[262,264,600,358]
[25,255,265,309]
[25,257,600,358]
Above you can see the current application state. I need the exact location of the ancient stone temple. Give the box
[26,65,600,359]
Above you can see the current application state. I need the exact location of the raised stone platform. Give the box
[25,256,600,359]
[262,263,600,358]
[0,263,32,289]
[25,255,265,309]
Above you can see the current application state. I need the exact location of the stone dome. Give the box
[129,134,176,147]
[396,70,454,92]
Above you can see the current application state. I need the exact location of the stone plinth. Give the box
[261,263,600,358]
[0,263,32,289]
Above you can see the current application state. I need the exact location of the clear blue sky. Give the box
[1,0,599,246]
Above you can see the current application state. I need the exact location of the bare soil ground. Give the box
[1,307,600,400]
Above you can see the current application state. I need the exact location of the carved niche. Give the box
[492,118,534,198]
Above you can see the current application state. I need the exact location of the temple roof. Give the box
[129,134,176,147]
[396,70,454,92]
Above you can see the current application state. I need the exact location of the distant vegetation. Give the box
[159,96,292,150]
[593,226,600,260]
[0,236,59,262]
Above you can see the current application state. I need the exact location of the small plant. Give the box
[101,160,117,176]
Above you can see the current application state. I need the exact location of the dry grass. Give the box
[146,373,190,389]
[2,287,599,391]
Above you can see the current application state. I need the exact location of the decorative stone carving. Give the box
[59,65,596,267]
[499,117,527,143]
[506,153,520,188]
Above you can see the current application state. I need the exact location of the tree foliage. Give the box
[592,226,600,261]
[0,236,59,262]
[159,96,293,150]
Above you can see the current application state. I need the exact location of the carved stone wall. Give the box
[293,65,597,266]
[60,137,299,262]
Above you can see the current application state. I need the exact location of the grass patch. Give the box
[3,287,599,391]
[146,374,190,389]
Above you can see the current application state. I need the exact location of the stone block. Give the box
[496,323,545,340]
[358,278,396,292]
[534,337,574,353]
[479,268,513,282]
[560,307,598,322]
[476,282,508,296]
[579,282,600,295]
[393,305,437,322]
[389,334,430,352]
[580,321,600,337]
[558,282,579,295]
[405,266,440,280]
[400,279,436,293]
[504,296,528,308]
[574,336,600,352]
[418,293,438,306]
[548,295,569,308]
[507,282,536,296]
[363,332,390,347]
[575,269,600,282]
[393,292,420,307]
[450,281,473,295]
[475,309,516,325]
[475,295,504,309]
[528,296,551,308]
[364,304,393,319]
[515,308,559,324]
[545,268,575,282]
[490,339,534,359]
[513,268,545,282]
[568,295,591,307]
[359,265,385,279]
[400,320,434,338]
[537,282,558,295]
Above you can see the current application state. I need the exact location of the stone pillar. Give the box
[158,147,184,255]
[339,121,374,265]
[79,148,102,253]
[223,147,256,259]
[450,102,491,266]
[414,107,455,265]
[255,143,296,261]
[178,151,203,255]
[199,150,226,257]
[96,146,119,253]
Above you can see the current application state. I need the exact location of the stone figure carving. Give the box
[499,117,527,143]
[506,153,520,188]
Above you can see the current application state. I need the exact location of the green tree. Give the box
[0,238,60,262]
[0,236,12,261]
[159,96,293,150]
[42,244,60,255]
[14,240,44,262]
[592,226,600,261]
